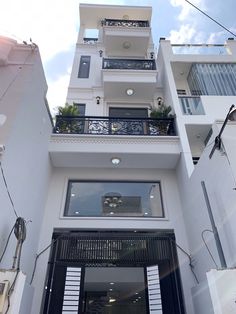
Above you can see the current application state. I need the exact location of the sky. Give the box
[0,0,235,115]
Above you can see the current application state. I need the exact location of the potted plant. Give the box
[55,103,81,133]
[149,103,174,135]
[150,103,172,118]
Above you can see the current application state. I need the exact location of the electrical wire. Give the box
[169,237,199,284]
[0,49,35,104]
[0,162,19,218]
[0,225,14,264]
[3,218,26,313]
[30,236,61,285]
[201,229,218,268]
[185,0,236,38]
[5,270,20,314]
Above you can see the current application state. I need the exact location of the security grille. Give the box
[53,232,175,266]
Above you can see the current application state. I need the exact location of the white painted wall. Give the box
[0,39,52,312]
[31,166,195,314]
[207,269,236,313]
[176,121,236,312]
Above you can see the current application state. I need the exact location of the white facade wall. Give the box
[0,37,52,312]
[32,167,195,313]
[157,39,236,313]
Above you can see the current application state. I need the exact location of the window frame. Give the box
[63,180,165,219]
[78,55,91,78]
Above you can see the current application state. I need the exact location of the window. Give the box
[177,89,186,95]
[109,107,148,118]
[78,56,91,78]
[187,63,236,95]
[73,103,86,116]
[64,181,164,218]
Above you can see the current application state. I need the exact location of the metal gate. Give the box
[42,231,185,314]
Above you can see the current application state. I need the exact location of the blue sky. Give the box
[0,0,235,114]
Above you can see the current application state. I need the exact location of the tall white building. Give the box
[1,3,236,314]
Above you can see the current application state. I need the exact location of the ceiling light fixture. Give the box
[126,88,134,96]
[111,157,121,165]
[123,41,131,49]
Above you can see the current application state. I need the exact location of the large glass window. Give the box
[64,181,164,218]
[187,63,236,95]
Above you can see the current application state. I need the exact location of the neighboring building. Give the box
[0,36,52,313]
[1,3,236,314]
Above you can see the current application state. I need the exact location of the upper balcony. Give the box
[49,115,180,169]
[102,58,157,100]
[102,18,151,57]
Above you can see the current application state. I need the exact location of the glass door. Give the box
[82,267,148,314]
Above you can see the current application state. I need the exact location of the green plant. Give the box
[55,103,81,133]
[57,103,80,116]
[149,103,174,135]
[150,103,172,118]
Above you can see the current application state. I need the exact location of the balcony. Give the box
[102,59,157,100]
[53,115,175,136]
[103,58,156,70]
[50,116,180,169]
[179,96,205,115]
[83,37,98,44]
[102,19,150,28]
[102,18,151,57]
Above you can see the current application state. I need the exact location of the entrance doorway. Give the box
[42,231,185,314]
[83,267,147,313]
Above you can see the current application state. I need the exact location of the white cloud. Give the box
[47,69,71,116]
[170,0,206,21]
[168,24,197,43]
[0,0,78,62]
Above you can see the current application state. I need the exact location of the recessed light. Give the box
[109,288,113,291]
[126,88,134,96]
[123,41,131,49]
[110,282,114,285]
[71,193,75,197]
[111,157,121,165]
[110,212,114,215]
[150,195,154,199]
[144,212,148,215]
[75,211,80,215]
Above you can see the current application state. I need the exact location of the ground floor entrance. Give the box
[41,231,185,314]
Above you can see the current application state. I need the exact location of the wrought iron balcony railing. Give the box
[103,58,156,71]
[83,38,98,44]
[53,116,176,136]
[101,18,149,28]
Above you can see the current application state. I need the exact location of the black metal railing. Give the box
[83,38,98,44]
[102,18,149,28]
[103,58,156,70]
[53,116,176,136]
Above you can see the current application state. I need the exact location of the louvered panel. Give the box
[62,267,81,314]
[147,265,162,314]
[56,233,173,265]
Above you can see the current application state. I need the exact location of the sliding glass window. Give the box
[187,63,236,95]
[64,181,164,218]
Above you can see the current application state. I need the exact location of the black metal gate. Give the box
[41,231,185,314]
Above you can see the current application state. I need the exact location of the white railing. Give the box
[179,96,205,115]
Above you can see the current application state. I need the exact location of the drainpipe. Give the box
[201,181,227,268]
